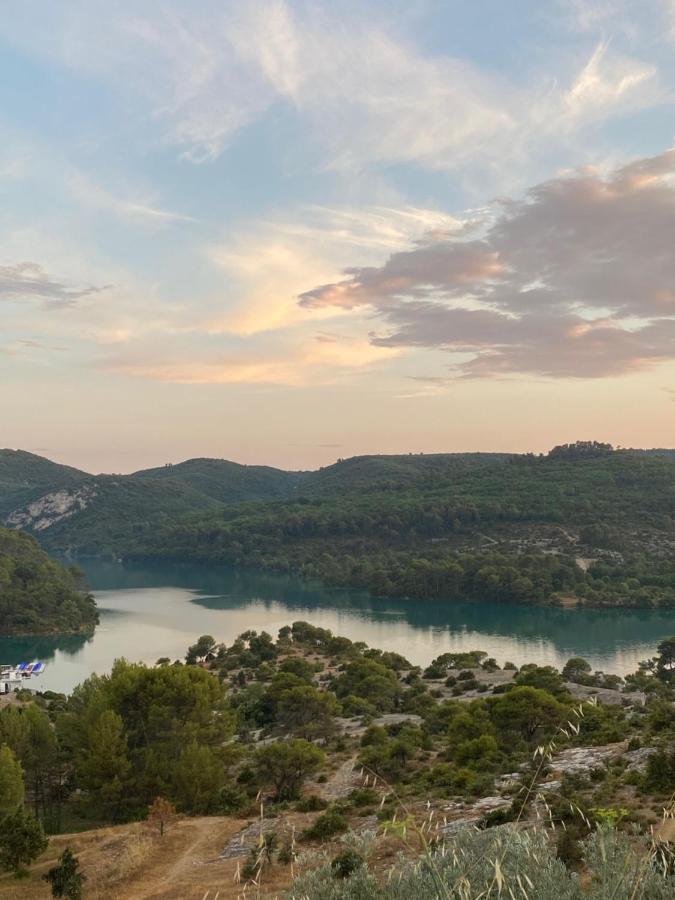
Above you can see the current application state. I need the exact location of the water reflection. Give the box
[1,559,673,695]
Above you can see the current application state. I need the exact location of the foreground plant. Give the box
[286,825,675,899]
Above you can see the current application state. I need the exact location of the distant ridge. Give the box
[1,446,673,563]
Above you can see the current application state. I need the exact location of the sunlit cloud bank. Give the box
[300,150,675,378]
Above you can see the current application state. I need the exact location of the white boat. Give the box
[0,661,46,694]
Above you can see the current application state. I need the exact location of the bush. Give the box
[302,810,348,841]
[331,848,364,879]
[285,825,675,898]
[296,795,329,812]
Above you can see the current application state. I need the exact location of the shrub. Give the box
[331,848,364,879]
[296,795,329,812]
[302,810,348,841]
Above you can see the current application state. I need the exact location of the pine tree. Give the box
[43,848,85,899]
[76,709,131,818]
[0,744,24,823]
[0,809,48,876]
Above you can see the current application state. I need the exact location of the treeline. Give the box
[0,527,98,635]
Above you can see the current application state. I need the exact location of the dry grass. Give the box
[0,816,299,900]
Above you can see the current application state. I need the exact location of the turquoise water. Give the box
[2,560,674,694]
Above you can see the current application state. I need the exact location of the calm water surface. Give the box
[2,560,675,694]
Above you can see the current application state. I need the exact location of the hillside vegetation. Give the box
[0,450,89,519]
[1,623,674,896]
[2,443,674,607]
[136,446,675,608]
[0,527,97,635]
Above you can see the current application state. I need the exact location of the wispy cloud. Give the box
[207,204,464,335]
[68,173,198,226]
[0,262,107,308]
[1,2,665,179]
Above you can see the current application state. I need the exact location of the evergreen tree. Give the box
[0,744,24,822]
[43,848,85,899]
[76,709,131,818]
[0,809,48,876]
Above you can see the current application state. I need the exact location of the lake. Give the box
[2,560,675,694]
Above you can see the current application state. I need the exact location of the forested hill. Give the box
[2,445,675,608]
[0,527,98,635]
[0,449,89,518]
[132,446,675,609]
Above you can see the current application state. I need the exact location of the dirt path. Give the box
[315,755,361,801]
[110,817,239,900]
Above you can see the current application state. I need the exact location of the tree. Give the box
[0,704,57,819]
[488,687,567,743]
[515,665,567,698]
[0,809,48,876]
[333,659,401,713]
[76,709,130,818]
[0,744,24,823]
[655,637,675,682]
[562,657,592,684]
[185,635,217,664]
[277,685,339,740]
[254,739,324,800]
[146,796,176,837]
[43,848,85,899]
[173,741,225,813]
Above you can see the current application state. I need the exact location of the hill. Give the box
[131,457,306,504]
[0,526,97,635]
[1,454,307,556]
[2,446,674,607]
[132,448,675,608]
[0,449,89,519]
[1,622,674,898]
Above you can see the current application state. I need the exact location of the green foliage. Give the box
[254,739,325,801]
[285,825,675,899]
[642,748,675,793]
[562,656,593,683]
[0,744,24,822]
[302,809,348,841]
[129,450,675,609]
[514,664,568,697]
[0,809,48,876]
[331,848,364,879]
[333,659,401,713]
[0,704,59,821]
[185,634,218,664]
[0,527,97,634]
[43,848,85,899]
[60,659,235,816]
[75,709,130,818]
[277,685,339,740]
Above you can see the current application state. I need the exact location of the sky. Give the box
[1,0,675,474]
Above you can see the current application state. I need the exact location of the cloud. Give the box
[103,331,397,385]
[0,262,106,307]
[67,173,198,226]
[299,149,675,378]
[1,2,663,176]
[207,205,464,335]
